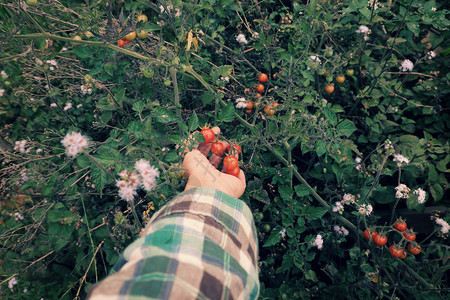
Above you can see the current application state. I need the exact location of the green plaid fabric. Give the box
[88,187,259,300]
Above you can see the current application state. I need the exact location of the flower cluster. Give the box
[358,204,373,216]
[399,59,414,72]
[334,225,349,236]
[435,218,449,234]
[8,276,18,291]
[236,33,248,44]
[1,70,8,79]
[14,212,24,220]
[395,184,410,199]
[46,59,58,71]
[14,140,30,153]
[279,228,286,238]
[235,97,247,109]
[427,50,436,60]
[116,159,160,202]
[312,234,324,250]
[64,102,72,111]
[393,153,410,167]
[332,201,344,214]
[413,188,426,204]
[81,83,93,95]
[356,25,371,40]
[61,132,89,157]
[342,193,356,205]
[0,88,5,97]
[354,157,362,171]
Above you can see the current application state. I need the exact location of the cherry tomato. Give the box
[373,233,387,246]
[393,219,407,232]
[407,243,421,255]
[246,102,254,110]
[137,14,148,23]
[336,75,346,83]
[201,128,215,143]
[258,73,268,83]
[255,84,264,93]
[245,109,252,114]
[346,69,354,76]
[244,88,251,94]
[226,166,240,177]
[389,245,403,258]
[136,30,149,39]
[255,93,262,99]
[264,224,271,232]
[264,102,279,115]
[324,84,335,94]
[403,230,416,241]
[223,156,238,170]
[211,142,224,155]
[123,31,137,41]
[364,229,376,241]
[118,39,128,47]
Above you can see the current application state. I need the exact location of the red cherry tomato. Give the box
[407,243,421,255]
[393,219,407,232]
[201,128,215,143]
[258,73,268,83]
[225,166,240,177]
[403,230,416,241]
[364,229,376,241]
[211,142,224,155]
[373,233,387,246]
[118,39,128,47]
[223,156,238,170]
[389,245,403,258]
[255,84,264,93]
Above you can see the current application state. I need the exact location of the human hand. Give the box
[182,127,246,199]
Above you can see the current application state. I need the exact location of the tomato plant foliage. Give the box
[0,0,449,299]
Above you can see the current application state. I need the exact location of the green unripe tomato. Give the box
[163,78,171,86]
[346,69,355,76]
[324,47,333,58]
[26,0,38,5]
[72,35,82,45]
[141,67,154,78]
[263,224,271,232]
[4,81,11,87]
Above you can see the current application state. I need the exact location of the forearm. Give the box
[87,187,259,300]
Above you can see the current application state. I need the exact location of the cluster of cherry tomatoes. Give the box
[240,73,279,116]
[200,128,242,177]
[323,69,354,94]
[117,14,149,47]
[364,218,422,259]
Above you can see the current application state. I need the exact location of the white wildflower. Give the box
[14,140,30,153]
[342,193,355,205]
[399,59,414,72]
[8,277,18,290]
[63,102,72,111]
[308,55,321,63]
[427,51,436,60]
[435,218,449,234]
[236,33,248,44]
[235,97,247,109]
[332,201,344,213]
[355,157,362,164]
[358,204,373,216]
[356,25,370,34]
[76,104,83,108]
[0,88,5,97]
[312,234,324,249]
[50,103,57,107]
[220,76,230,82]
[334,225,349,236]
[1,70,8,78]
[395,184,410,199]
[279,228,286,238]
[61,132,89,157]
[14,212,24,220]
[159,5,164,13]
[46,60,58,66]
[116,182,137,202]
[413,188,426,204]
[393,154,409,167]
[80,84,92,95]
[431,7,436,11]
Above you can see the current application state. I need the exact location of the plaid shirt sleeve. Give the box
[88,187,260,300]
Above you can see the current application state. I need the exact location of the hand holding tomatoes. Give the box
[182,127,246,198]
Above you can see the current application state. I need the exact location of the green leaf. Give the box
[132,101,144,113]
[217,65,233,77]
[301,70,315,82]
[202,92,215,105]
[305,269,318,282]
[217,103,235,122]
[316,140,327,157]
[302,206,328,220]
[155,107,179,124]
[91,164,110,197]
[103,62,117,77]
[94,149,120,167]
[428,164,438,182]
[430,183,443,202]
[295,184,310,197]
[279,185,293,202]
[263,230,282,247]
[188,111,199,131]
[336,120,357,137]
[323,107,337,125]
